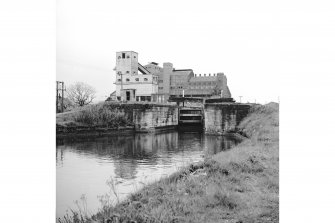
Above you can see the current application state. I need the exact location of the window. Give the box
[159,87,163,90]
[117,79,121,82]
[133,71,136,74]
[144,78,148,81]
[118,56,121,59]
[122,53,125,59]
[126,71,129,74]
[126,78,130,82]
[159,80,163,83]
[126,55,130,58]
[134,56,136,58]
[117,71,121,75]
[135,78,139,81]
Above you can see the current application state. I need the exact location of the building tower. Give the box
[115,51,158,102]
[115,51,138,76]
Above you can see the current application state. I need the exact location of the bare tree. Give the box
[67,82,96,107]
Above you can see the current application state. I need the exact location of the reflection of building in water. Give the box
[113,159,138,180]
[56,146,65,165]
[113,133,178,179]
[203,135,238,155]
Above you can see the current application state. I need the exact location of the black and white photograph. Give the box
[55,1,279,222]
[1,0,335,223]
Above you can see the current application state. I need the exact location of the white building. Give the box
[114,51,158,102]
[114,51,231,102]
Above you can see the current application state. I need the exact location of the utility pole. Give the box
[56,81,65,113]
[239,96,243,103]
[61,82,64,113]
[56,82,59,113]
[120,71,123,101]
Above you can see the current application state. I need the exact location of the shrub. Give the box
[72,103,132,127]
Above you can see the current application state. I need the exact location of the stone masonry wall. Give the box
[204,103,250,135]
[133,106,178,132]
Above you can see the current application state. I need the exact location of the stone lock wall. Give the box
[133,105,178,132]
[204,103,250,135]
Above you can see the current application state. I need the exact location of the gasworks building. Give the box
[114,51,231,103]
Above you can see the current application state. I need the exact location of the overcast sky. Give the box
[57,0,279,103]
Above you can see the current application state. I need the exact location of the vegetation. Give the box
[56,102,132,128]
[67,82,96,107]
[56,101,176,128]
[58,103,279,223]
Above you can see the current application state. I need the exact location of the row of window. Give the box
[170,86,184,89]
[169,85,216,90]
[117,53,137,59]
[189,82,216,86]
[189,85,216,89]
[145,66,162,71]
[136,96,151,102]
[117,71,136,75]
[117,78,149,82]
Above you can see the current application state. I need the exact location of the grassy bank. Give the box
[56,102,132,128]
[58,103,279,223]
[56,101,176,128]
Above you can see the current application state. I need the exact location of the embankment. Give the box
[56,102,178,137]
[58,102,279,223]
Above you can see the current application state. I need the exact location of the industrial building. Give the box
[113,51,231,103]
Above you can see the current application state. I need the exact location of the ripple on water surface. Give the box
[56,131,241,218]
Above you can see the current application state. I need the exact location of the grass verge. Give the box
[56,102,132,128]
[58,102,279,223]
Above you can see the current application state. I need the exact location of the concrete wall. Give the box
[133,105,178,132]
[204,103,250,135]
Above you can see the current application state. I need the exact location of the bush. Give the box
[73,103,132,127]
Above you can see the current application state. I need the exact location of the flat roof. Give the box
[116,51,138,54]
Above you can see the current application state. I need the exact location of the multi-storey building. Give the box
[114,51,231,103]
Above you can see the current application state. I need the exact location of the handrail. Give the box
[138,63,151,74]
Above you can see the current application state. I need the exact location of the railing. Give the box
[138,63,151,74]
[178,108,203,125]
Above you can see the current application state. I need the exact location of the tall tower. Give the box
[163,62,173,94]
[115,51,138,76]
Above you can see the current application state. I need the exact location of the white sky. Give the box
[57,0,279,103]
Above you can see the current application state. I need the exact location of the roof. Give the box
[173,69,193,71]
[172,70,193,76]
[116,51,138,54]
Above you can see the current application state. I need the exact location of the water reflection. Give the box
[56,131,240,218]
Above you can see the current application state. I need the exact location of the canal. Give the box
[56,131,241,218]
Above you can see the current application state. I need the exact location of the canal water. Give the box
[56,131,241,218]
